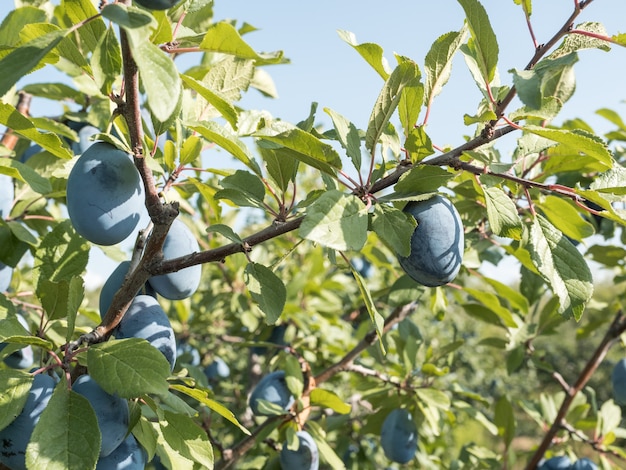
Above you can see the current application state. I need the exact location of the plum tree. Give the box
[95,434,147,470]
[0,374,55,470]
[380,408,418,464]
[611,359,626,405]
[279,430,319,470]
[0,312,34,369]
[133,0,182,11]
[397,195,464,287]
[204,357,230,380]
[72,375,130,457]
[66,142,144,246]
[147,219,202,300]
[538,455,573,469]
[114,295,177,370]
[249,370,295,416]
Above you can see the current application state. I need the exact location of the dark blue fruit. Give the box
[204,357,230,380]
[95,434,147,470]
[249,370,294,416]
[176,342,201,366]
[572,458,598,470]
[0,374,55,470]
[380,408,417,464]
[537,455,572,469]
[133,0,181,11]
[280,430,319,470]
[1,313,34,369]
[73,375,129,457]
[398,195,464,287]
[66,142,144,245]
[611,358,626,406]
[115,295,176,371]
[147,219,201,300]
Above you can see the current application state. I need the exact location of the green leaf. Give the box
[0,103,72,160]
[180,135,203,166]
[370,204,416,257]
[310,388,351,415]
[199,22,284,64]
[87,338,171,398]
[206,224,242,244]
[396,55,424,137]
[527,215,594,320]
[284,354,304,399]
[523,125,612,170]
[306,421,347,470]
[324,107,362,172]
[0,370,32,432]
[181,74,239,130]
[160,411,214,470]
[415,388,451,410]
[191,121,262,176]
[365,60,420,152]
[170,384,250,435]
[394,166,453,196]
[337,30,390,80]
[258,146,298,193]
[215,170,265,208]
[589,165,626,195]
[457,0,499,83]
[0,7,46,46]
[404,125,434,162]
[537,195,594,242]
[0,158,52,194]
[26,383,100,470]
[463,288,518,328]
[352,266,385,352]
[61,0,107,53]
[91,25,122,96]
[482,186,523,239]
[244,263,286,325]
[494,396,516,446]
[37,276,84,330]
[424,28,467,108]
[100,3,156,30]
[299,191,368,251]
[550,22,612,58]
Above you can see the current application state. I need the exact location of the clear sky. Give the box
[2,0,625,288]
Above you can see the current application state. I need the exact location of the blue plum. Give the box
[571,458,598,469]
[380,408,417,464]
[251,324,288,355]
[115,295,177,370]
[0,374,55,470]
[133,0,181,10]
[147,219,201,300]
[249,370,295,416]
[1,313,34,369]
[95,434,147,470]
[537,455,572,469]
[611,358,626,405]
[204,357,230,380]
[73,125,100,155]
[280,430,319,470]
[73,375,129,457]
[398,195,464,287]
[176,342,201,366]
[66,142,144,246]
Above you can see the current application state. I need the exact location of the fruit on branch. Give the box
[380,408,418,464]
[73,375,130,457]
[147,219,201,300]
[611,358,626,405]
[99,261,154,318]
[133,0,182,11]
[176,342,201,367]
[1,313,34,369]
[398,194,464,287]
[279,430,319,470]
[537,455,572,469]
[571,458,598,469]
[66,121,100,155]
[66,142,144,246]
[115,295,177,370]
[251,324,288,355]
[95,434,147,470]
[249,370,295,416]
[204,357,230,380]
[0,374,55,470]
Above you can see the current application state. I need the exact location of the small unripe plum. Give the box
[572,458,598,470]
[147,219,201,300]
[380,408,417,464]
[0,374,55,470]
[249,370,295,416]
[133,0,182,10]
[73,375,130,457]
[66,142,144,245]
[1,313,34,369]
[204,357,230,380]
[95,434,147,470]
[280,430,319,470]
[115,295,177,370]
[398,195,464,287]
[537,456,572,469]
[611,358,626,405]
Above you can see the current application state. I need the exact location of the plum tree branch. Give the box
[525,310,626,470]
